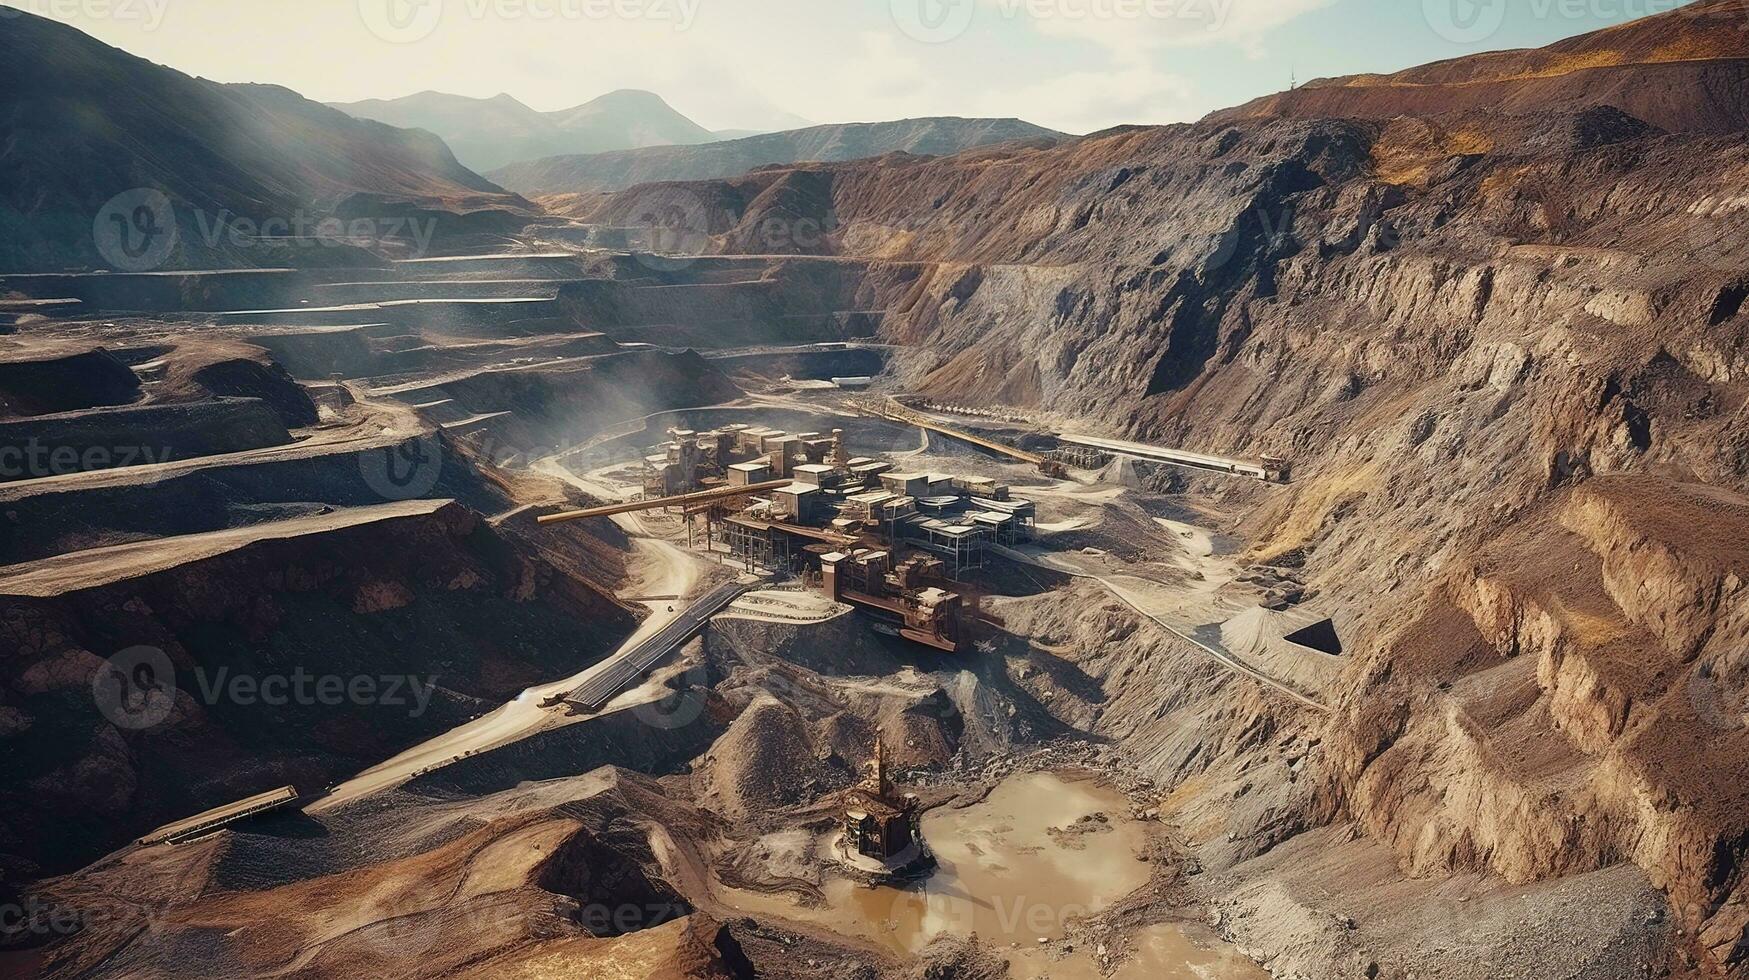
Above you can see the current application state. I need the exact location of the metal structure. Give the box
[854,397,1068,478]
[821,549,965,651]
[1055,433,1286,482]
[538,479,794,525]
[139,786,301,846]
[561,580,751,712]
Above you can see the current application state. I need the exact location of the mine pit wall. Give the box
[255,326,621,382]
[384,349,743,460]
[0,430,514,564]
[0,269,366,315]
[0,501,639,876]
[710,347,887,383]
[0,349,142,418]
[409,687,727,801]
[660,118,1749,969]
[552,258,932,349]
[250,327,381,380]
[1321,482,1749,972]
[0,398,292,483]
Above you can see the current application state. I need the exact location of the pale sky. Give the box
[7,0,1697,134]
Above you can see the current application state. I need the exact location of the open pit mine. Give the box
[3,2,1749,979]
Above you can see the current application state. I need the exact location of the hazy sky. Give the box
[11,0,1699,133]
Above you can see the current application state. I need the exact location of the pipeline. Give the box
[538,479,795,525]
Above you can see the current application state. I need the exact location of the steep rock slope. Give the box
[331,89,718,172]
[490,117,1065,197]
[611,4,1749,972]
[0,10,533,272]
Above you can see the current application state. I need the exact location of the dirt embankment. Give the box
[0,349,140,418]
[22,769,742,980]
[0,501,637,877]
[0,398,293,484]
[1321,477,1749,972]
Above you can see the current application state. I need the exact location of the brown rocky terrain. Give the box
[1214,0,1749,135]
[0,498,640,876]
[548,3,1749,973]
[2,2,1748,979]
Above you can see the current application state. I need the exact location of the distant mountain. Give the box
[0,9,533,272]
[1211,0,1749,134]
[330,89,719,172]
[489,117,1070,197]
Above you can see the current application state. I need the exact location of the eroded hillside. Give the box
[563,6,1749,972]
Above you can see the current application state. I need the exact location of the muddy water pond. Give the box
[726,771,1268,978]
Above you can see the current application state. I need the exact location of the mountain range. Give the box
[328,89,724,172]
[0,9,532,272]
[488,117,1068,198]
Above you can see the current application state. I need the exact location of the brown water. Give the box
[721,771,1269,978]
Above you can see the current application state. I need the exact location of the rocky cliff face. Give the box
[576,5,1749,972]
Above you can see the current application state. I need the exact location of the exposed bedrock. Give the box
[617,88,1749,972]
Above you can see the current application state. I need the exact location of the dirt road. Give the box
[310,460,713,812]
